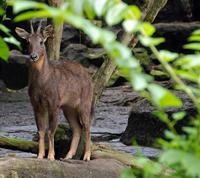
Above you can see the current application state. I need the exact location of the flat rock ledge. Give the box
[0,157,125,178]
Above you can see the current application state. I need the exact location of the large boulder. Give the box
[0,157,124,178]
[124,0,195,22]
[60,24,79,49]
[154,22,200,52]
[154,0,194,22]
[61,43,105,67]
[0,50,28,90]
[120,91,196,146]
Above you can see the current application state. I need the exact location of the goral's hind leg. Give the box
[79,111,91,161]
[63,108,81,159]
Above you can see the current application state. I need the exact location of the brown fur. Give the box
[15,24,93,161]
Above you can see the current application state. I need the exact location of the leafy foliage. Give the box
[0,5,20,61]
[0,36,9,61]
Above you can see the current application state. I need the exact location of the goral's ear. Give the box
[15,27,30,40]
[42,25,53,42]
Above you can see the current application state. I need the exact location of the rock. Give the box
[0,157,125,178]
[62,43,87,61]
[61,43,105,67]
[154,22,200,52]
[0,50,28,90]
[120,91,196,146]
[0,80,6,91]
[124,0,195,22]
[60,24,79,49]
[154,0,194,22]
[32,124,75,159]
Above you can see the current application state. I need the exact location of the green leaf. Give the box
[4,36,21,49]
[188,86,200,97]
[64,13,85,29]
[150,69,168,78]
[69,0,84,16]
[183,126,198,135]
[105,3,127,25]
[121,168,136,178]
[191,29,200,35]
[175,55,200,69]
[175,69,198,82]
[148,84,182,108]
[84,24,116,44]
[184,43,200,50]
[130,72,148,91]
[93,0,108,17]
[14,10,53,21]
[0,8,5,16]
[164,130,177,140]
[100,30,116,44]
[84,25,101,43]
[160,150,200,177]
[124,5,141,20]
[0,24,11,36]
[160,149,184,164]
[9,0,47,13]
[159,50,178,62]
[139,36,165,46]
[83,0,95,19]
[106,42,132,61]
[122,20,139,32]
[153,111,169,124]
[0,37,9,61]
[115,56,138,69]
[188,35,200,42]
[172,111,186,122]
[140,22,155,36]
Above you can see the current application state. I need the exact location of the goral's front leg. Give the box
[47,108,59,161]
[34,106,48,160]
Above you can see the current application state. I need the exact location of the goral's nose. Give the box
[30,52,39,61]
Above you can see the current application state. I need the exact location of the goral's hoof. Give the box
[83,152,91,161]
[64,151,74,160]
[64,154,73,160]
[47,154,55,161]
[37,154,44,159]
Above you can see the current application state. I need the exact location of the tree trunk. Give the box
[93,0,168,104]
[46,0,64,60]
[93,57,116,103]
[141,0,168,22]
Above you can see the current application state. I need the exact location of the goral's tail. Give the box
[90,97,95,121]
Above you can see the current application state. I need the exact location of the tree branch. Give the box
[93,0,168,104]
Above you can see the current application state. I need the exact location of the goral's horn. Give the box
[30,20,34,34]
[37,20,42,34]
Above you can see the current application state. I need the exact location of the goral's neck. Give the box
[29,53,51,85]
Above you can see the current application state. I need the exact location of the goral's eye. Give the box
[40,41,43,45]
